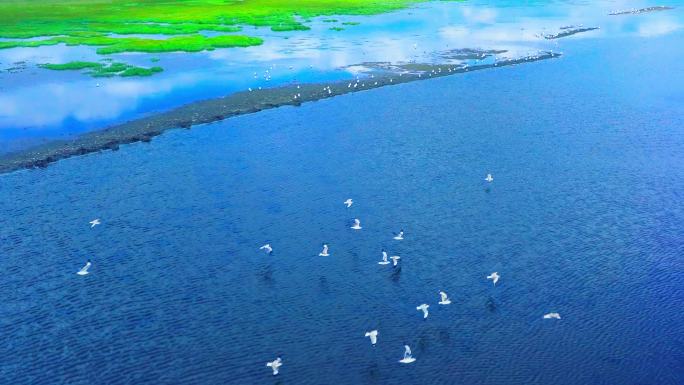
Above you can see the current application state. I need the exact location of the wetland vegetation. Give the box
[0,0,436,76]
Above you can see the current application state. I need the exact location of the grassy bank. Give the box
[0,34,264,53]
[0,0,426,51]
[2,0,436,77]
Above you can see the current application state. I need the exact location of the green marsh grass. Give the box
[39,61,163,77]
[1,0,438,75]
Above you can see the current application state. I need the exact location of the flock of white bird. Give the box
[77,172,560,377]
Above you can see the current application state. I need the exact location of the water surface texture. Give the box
[1,2,684,385]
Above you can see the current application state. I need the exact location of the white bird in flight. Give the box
[543,312,561,319]
[266,357,282,376]
[485,173,494,182]
[393,230,404,240]
[438,291,451,305]
[344,199,353,208]
[77,260,92,276]
[378,250,390,265]
[260,244,273,254]
[390,255,401,266]
[319,243,329,257]
[399,345,416,364]
[365,330,378,345]
[487,272,500,285]
[416,304,430,319]
[351,219,362,230]
[89,219,100,228]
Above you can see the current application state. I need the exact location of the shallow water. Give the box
[2,0,682,154]
[1,20,683,385]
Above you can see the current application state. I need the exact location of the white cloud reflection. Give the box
[0,0,682,136]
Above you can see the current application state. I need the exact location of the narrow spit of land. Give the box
[0,52,560,174]
[608,6,674,16]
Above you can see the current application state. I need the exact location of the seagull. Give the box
[266,357,282,376]
[399,345,416,364]
[89,219,100,228]
[485,173,494,182]
[319,243,329,257]
[486,272,500,285]
[365,330,378,345]
[416,304,429,319]
[390,255,401,267]
[260,244,273,254]
[543,312,561,319]
[438,291,451,305]
[378,250,390,265]
[351,219,362,230]
[393,230,404,240]
[344,198,353,208]
[77,260,92,276]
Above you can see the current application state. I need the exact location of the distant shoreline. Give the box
[0,52,560,175]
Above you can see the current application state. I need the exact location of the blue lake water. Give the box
[1,2,684,385]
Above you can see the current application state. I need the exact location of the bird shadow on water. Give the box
[390,266,402,283]
[258,264,275,287]
[486,296,497,312]
[318,275,330,295]
[417,332,430,354]
[438,327,451,344]
[364,362,380,382]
